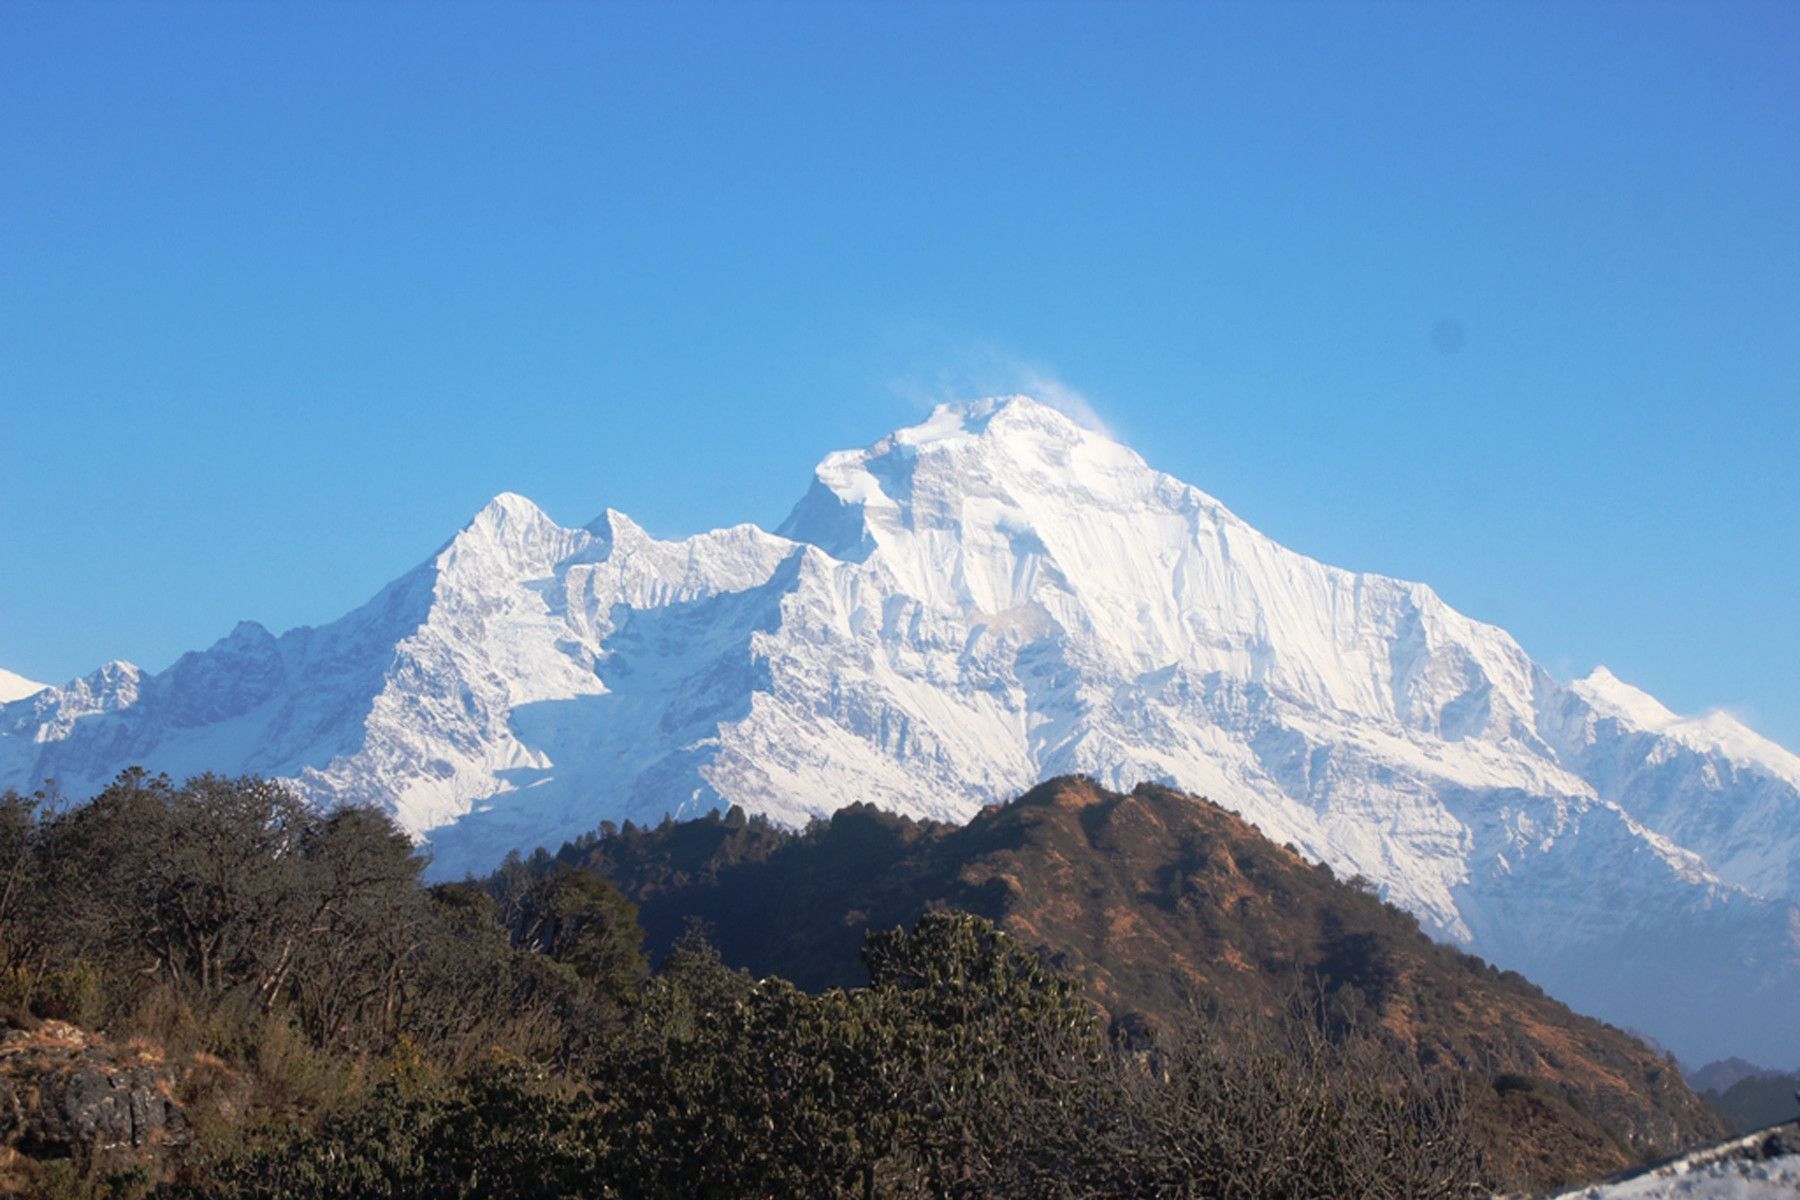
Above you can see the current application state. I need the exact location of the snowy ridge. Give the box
[1,396,1795,1064]
[0,668,46,704]
[1574,668,1800,783]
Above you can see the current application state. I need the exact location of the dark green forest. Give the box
[0,771,1663,1197]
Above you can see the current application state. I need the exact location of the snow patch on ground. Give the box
[1543,1125,1800,1199]
[1562,1155,1800,1198]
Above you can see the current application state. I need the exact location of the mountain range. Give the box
[3,395,1795,1064]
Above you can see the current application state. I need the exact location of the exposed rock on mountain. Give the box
[0,1019,189,1186]
[3,396,1795,1063]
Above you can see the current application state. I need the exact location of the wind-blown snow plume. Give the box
[885,348,1115,438]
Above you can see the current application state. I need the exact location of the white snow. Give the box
[1544,1137,1800,1200]
[1,395,1796,1065]
[1576,667,1800,789]
[1566,1157,1800,1198]
[0,668,46,703]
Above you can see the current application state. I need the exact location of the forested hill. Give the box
[557,776,1726,1183]
[0,769,1733,1195]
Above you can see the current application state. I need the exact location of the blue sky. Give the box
[2,2,1796,746]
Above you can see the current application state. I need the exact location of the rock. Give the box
[0,1020,187,1159]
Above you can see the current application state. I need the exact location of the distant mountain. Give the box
[559,776,1729,1190]
[2,395,1795,1063]
[0,668,45,704]
[1690,1058,1787,1096]
[1687,1057,1800,1135]
[1701,1072,1800,1133]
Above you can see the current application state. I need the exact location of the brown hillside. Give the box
[561,777,1726,1187]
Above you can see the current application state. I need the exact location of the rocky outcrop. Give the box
[0,1020,187,1163]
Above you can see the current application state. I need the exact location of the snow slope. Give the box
[2,396,1795,1063]
[1562,1155,1800,1199]
[0,669,45,703]
[1543,1124,1800,1199]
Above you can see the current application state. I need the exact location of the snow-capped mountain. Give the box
[0,668,45,703]
[2,396,1794,1063]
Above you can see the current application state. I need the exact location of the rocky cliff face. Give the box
[3,396,1796,1064]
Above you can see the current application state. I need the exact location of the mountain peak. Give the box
[585,507,646,542]
[435,493,591,583]
[441,491,562,555]
[1575,667,1800,785]
[469,491,552,531]
[885,394,1106,450]
[889,394,1058,441]
[793,394,1148,532]
[1576,666,1677,728]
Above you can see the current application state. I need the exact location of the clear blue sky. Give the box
[2,2,1796,747]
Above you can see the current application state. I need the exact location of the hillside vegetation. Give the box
[0,770,1725,1196]
[560,777,1728,1187]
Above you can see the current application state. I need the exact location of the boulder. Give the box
[0,1020,187,1157]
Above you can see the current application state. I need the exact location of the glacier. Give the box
[2,395,1795,1064]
